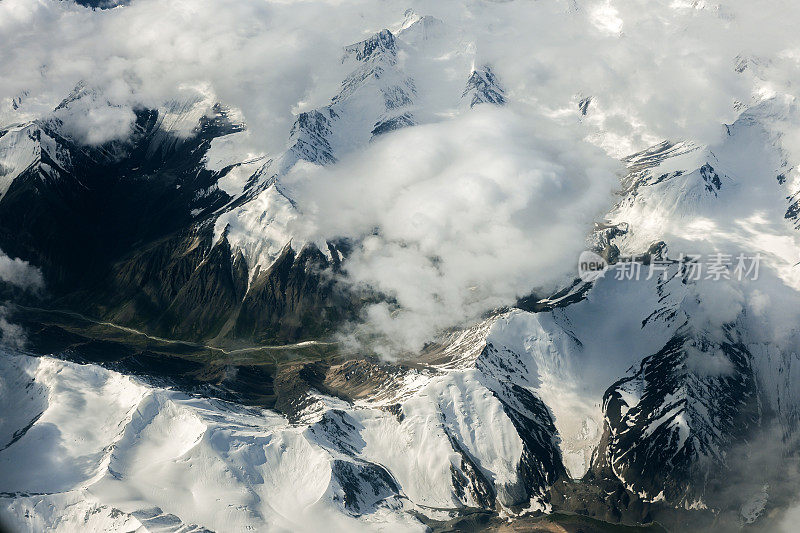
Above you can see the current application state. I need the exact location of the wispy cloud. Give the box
[0,249,43,293]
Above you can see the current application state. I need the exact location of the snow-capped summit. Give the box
[462,66,506,108]
[0,121,72,200]
[393,9,446,44]
[343,29,398,63]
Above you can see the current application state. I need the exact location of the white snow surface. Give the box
[213,183,299,273]
[0,270,693,529]
[0,122,70,199]
[0,354,424,533]
[0,261,711,531]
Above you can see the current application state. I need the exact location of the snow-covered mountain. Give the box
[214,13,493,278]
[2,259,795,531]
[3,3,800,532]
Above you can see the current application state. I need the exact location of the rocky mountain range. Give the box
[2,2,800,532]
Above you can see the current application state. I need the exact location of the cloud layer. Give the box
[3,0,800,154]
[284,107,619,353]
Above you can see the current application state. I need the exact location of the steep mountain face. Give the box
[0,95,237,293]
[462,66,506,108]
[0,13,519,347]
[72,0,130,8]
[597,331,760,507]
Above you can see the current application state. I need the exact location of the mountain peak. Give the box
[395,9,445,42]
[462,65,506,108]
[343,29,397,62]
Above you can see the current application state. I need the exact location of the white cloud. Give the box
[3,0,795,352]
[0,306,27,349]
[684,345,734,377]
[0,251,43,351]
[778,502,800,533]
[284,106,620,354]
[0,0,382,148]
[56,99,137,146]
[0,249,44,292]
[2,0,800,154]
